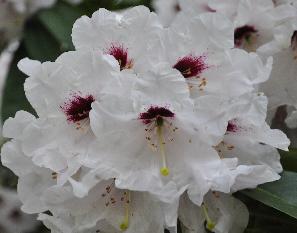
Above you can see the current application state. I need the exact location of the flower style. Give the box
[72,6,164,73]
[179,192,249,233]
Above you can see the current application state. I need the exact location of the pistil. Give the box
[157,124,169,176]
[202,203,216,231]
[120,191,131,231]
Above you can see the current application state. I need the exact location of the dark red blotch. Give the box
[173,55,208,78]
[61,94,95,123]
[139,106,175,125]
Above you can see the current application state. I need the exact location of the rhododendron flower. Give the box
[1,115,166,232]
[215,93,290,191]
[5,50,126,196]
[72,6,164,73]
[164,12,273,99]
[39,180,166,233]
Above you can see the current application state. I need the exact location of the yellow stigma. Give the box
[160,167,170,176]
[120,221,129,231]
[119,191,130,231]
[206,221,216,231]
[157,125,169,176]
[202,203,216,231]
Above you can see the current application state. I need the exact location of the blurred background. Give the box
[0,1,296,233]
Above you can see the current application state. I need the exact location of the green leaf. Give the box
[281,148,297,172]
[241,171,297,219]
[23,19,61,61]
[37,1,83,51]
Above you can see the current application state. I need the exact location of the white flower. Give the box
[72,6,164,73]
[1,142,55,214]
[2,116,166,233]
[215,93,290,191]
[39,179,166,233]
[7,50,123,196]
[162,11,272,99]
[173,0,296,52]
[179,192,249,233]
[233,0,296,52]
[87,63,245,205]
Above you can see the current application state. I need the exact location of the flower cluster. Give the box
[154,0,297,129]
[1,3,294,233]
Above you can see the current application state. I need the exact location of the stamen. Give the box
[157,125,169,176]
[120,191,130,231]
[202,203,216,231]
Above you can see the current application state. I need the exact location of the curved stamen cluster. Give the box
[106,44,133,70]
[234,25,258,48]
[173,55,209,78]
[61,94,95,124]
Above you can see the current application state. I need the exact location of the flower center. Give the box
[173,55,208,78]
[226,120,238,133]
[139,106,176,176]
[139,106,175,125]
[234,25,258,48]
[61,94,95,123]
[106,44,133,70]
